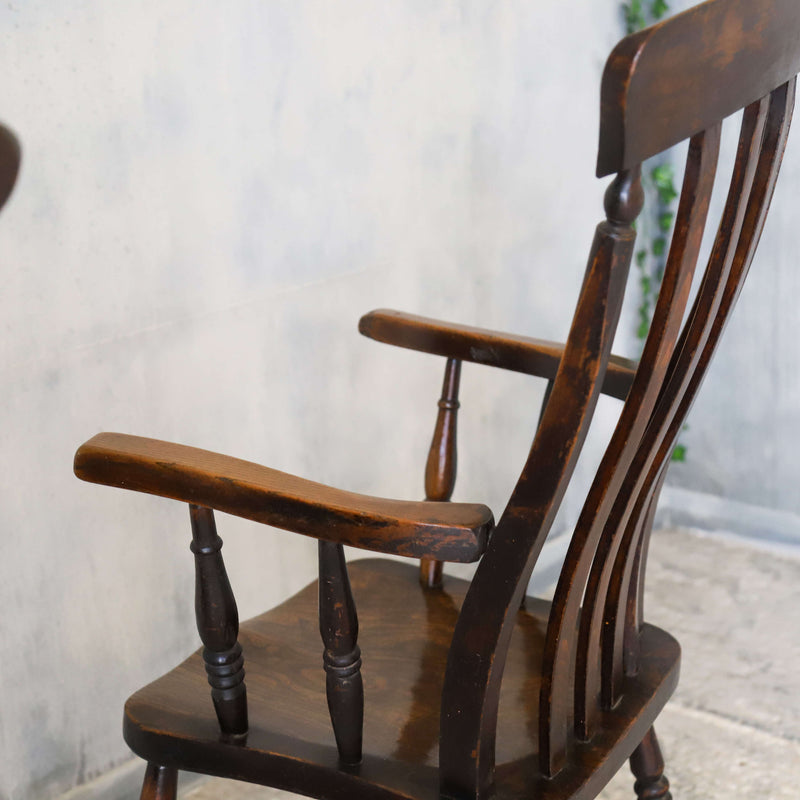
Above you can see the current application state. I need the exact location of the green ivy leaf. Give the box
[671,444,687,462]
[651,0,669,19]
[623,0,646,33]
[652,237,666,257]
[658,211,674,232]
[651,164,678,204]
[636,248,648,268]
[637,318,650,340]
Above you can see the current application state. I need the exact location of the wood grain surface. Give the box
[74,433,493,562]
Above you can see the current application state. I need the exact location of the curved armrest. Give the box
[359,309,636,401]
[74,432,493,562]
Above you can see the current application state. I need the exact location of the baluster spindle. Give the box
[140,763,177,800]
[319,540,363,764]
[189,504,248,737]
[630,728,672,800]
[420,357,462,588]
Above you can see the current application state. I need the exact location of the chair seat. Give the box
[123,559,679,800]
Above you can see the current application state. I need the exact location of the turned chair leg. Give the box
[629,727,672,800]
[140,762,178,800]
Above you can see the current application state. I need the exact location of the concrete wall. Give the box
[0,3,622,798]
[1,3,798,800]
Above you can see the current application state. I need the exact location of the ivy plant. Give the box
[621,1,687,462]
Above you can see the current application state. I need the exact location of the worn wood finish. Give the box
[538,124,721,769]
[592,79,795,726]
[576,96,771,742]
[359,310,636,402]
[598,0,800,175]
[420,358,462,588]
[540,127,720,774]
[189,505,248,737]
[318,541,364,764]
[122,560,679,800]
[439,167,643,800]
[139,763,177,800]
[74,4,800,800]
[74,433,493,563]
[0,123,20,213]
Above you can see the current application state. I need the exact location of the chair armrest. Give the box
[74,432,493,562]
[358,309,637,401]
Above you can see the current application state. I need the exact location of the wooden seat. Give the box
[73,2,800,799]
[123,559,679,800]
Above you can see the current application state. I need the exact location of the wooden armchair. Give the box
[74,2,800,799]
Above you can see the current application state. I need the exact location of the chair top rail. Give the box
[598,0,800,176]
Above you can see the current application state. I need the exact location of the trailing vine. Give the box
[621,1,687,462]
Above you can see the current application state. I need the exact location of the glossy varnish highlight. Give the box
[72,2,800,799]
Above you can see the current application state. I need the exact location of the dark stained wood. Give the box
[359,310,636,402]
[629,728,671,800]
[122,560,679,800]
[0,123,20,213]
[318,541,363,764]
[189,505,248,737]
[576,95,771,742]
[74,433,493,563]
[602,78,796,709]
[74,4,800,800]
[419,557,443,590]
[439,166,643,799]
[139,763,177,800]
[420,358,462,588]
[540,124,720,769]
[598,0,800,175]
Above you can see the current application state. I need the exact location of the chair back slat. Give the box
[438,2,800,793]
[598,0,800,175]
[537,126,720,776]
[571,94,772,744]
[600,77,797,701]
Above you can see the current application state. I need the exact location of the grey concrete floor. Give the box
[183,527,800,800]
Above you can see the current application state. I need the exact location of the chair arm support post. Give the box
[420,357,462,588]
[318,540,363,764]
[189,504,248,737]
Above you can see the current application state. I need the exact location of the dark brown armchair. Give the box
[74,2,800,799]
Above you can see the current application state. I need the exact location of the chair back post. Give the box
[189,504,248,737]
[438,168,643,800]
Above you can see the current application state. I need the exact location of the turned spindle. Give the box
[189,504,248,737]
[319,540,363,764]
[139,763,177,800]
[630,728,672,800]
[604,165,645,227]
[420,357,462,588]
